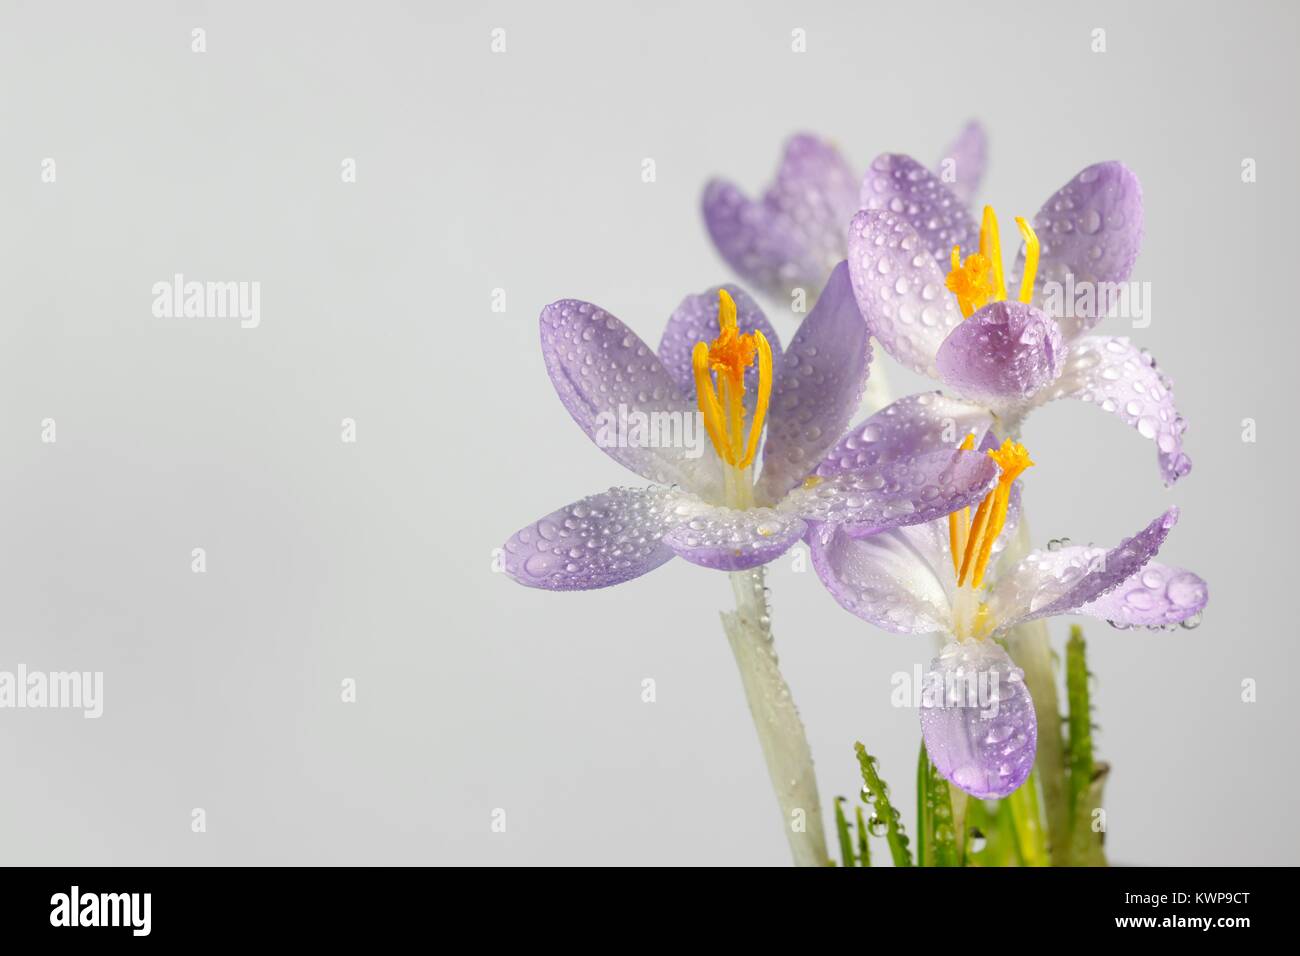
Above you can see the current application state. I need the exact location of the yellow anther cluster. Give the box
[948,436,1035,590]
[945,205,1041,318]
[692,289,773,470]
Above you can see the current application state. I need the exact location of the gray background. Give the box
[0,0,1294,865]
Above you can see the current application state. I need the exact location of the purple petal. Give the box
[935,121,987,206]
[502,487,681,591]
[988,507,1181,632]
[859,153,979,261]
[920,640,1037,799]
[784,449,998,537]
[1077,561,1208,629]
[847,209,965,378]
[809,522,953,634]
[935,300,1066,404]
[657,284,782,402]
[661,505,806,571]
[701,134,858,301]
[819,392,994,476]
[540,299,722,498]
[1040,335,1191,485]
[755,261,872,503]
[1014,162,1144,339]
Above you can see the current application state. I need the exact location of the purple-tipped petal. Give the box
[502,487,681,591]
[1040,335,1191,485]
[936,300,1066,405]
[859,153,979,262]
[661,505,806,571]
[847,209,964,379]
[702,134,858,301]
[819,392,995,476]
[935,121,987,206]
[755,262,872,503]
[988,507,1182,632]
[540,299,722,498]
[783,448,998,536]
[920,640,1037,799]
[1077,561,1208,629]
[657,284,782,403]
[809,522,953,634]
[1014,162,1144,339]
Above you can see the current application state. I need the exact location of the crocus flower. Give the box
[501,264,1001,590]
[847,153,1191,484]
[702,123,986,303]
[809,421,1208,798]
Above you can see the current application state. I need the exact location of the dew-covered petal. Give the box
[809,522,954,634]
[847,209,965,379]
[1038,335,1191,485]
[661,503,807,571]
[859,153,979,262]
[1076,561,1208,629]
[540,299,723,499]
[920,640,1037,799]
[782,448,998,537]
[755,261,872,503]
[935,121,987,206]
[935,300,1065,405]
[819,391,995,475]
[1013,162,1144,340]
[987,507,1181,633]
[657,284,782,402]
[701,134,859,301]
[502,486,682,591]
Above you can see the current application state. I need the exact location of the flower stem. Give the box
[721,566,829,867]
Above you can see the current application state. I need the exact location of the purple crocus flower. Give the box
[807,397,1208,798]
[702,123,986,303]
[848,153,1191,485]
[501,263,1001,590]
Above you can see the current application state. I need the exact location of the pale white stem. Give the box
[722,566,829,867]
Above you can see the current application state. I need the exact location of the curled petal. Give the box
[701,134,858,301]
[502,487,681,591]
[987,507,1182,632]
[920,640,1037,799]
[657,284,781,403]
[819,391,995,476]
[1077,561,1208,628]
[1039,336,1191,485]
[540,299,723,498]
[756,262,872,503]
[783,448,998,536]
[847,209,964,379]
[936,121,987,206]
[936,300,1065,404]
[1014,161,1144,339]
[661,504,806,571]
[859,153,979,261]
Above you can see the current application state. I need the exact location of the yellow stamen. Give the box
[947,432,976,576]
[954,439,1035,589]
[693,289,773,472]
[945,206,1042,316]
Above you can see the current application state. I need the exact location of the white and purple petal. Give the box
[935,300,1065,406]
[701,134,859,301]
[847,209,964,379]
[540,299,723,498]
[1076,561,1208,629]
[755,261,872,503]
[859,153,979,262]
[820,392,995,476]
[1038,335,1191,485]
[987,507,1182,632]
[661,503,807,571]
[657,284,782,403]
[502,486,682,591]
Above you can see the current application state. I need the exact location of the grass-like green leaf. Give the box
[834,797,856,867]
[855,742,913,868]
[1065,626,1108,866]
[1006,769,1049,866]
[855,805,871,867]
[916,742,959,866]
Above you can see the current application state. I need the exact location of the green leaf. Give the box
[1065,626,1108,866]
[855,806,871,867]
[916,742,959,866]
[964,797,1023,867]
[1006,769,1049,866]
[834,797,856,867]
[854,742,913,867]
